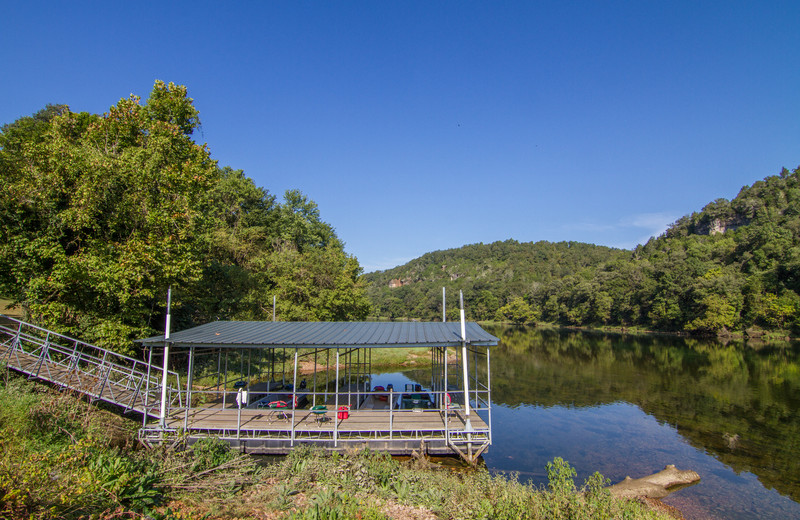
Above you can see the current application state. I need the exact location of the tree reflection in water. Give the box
[437,326,800,520]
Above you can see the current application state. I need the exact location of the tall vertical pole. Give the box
[272,296,276,322]
[486,346,493,444]
[334,351,340,447]
[459,291,472,430]
[159,286,172,428]
[442,287,446,323]
[291,350,298,446]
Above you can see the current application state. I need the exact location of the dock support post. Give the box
[487,346,492,446]
[143,346,153,427]
[183,346,195,431]
[291,350,298,446]
[159,286,172,429]
[334,350,340,447]
[237,390,242,439]
[459,291,472,431]
[313,349,318,406]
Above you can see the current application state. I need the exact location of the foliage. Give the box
[365,240,625,321]
[496,296,539,324]
[367,167,800,337]
[0,84,371,355]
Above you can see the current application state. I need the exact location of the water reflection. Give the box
[478,326,800,520]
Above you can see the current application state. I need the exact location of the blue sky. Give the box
[3,2,799,272]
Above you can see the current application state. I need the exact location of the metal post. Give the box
[290,350,298,446]
[474,346,479,407]
[32,332,50,379]
[356,348,361,409]
[443,287,446,322]
[223,350,229,408]
[272,295,276,322]
[183,346,195,430]
[216,348,222,399]
[159,286,172,428]
[487,346,492,444]
[236,388,242,439]
[334,350,340,447]
[96,350,110,399]
[143,346,154,427]
[459,291,472,430]
[443,345,450,445]
[346,349,351,408]
[313,349,318,406]
[325,349,330,400]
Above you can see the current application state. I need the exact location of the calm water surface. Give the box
[389,326,800,520]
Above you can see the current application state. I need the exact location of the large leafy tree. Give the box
[0,81,219,352]
[1,83,373,353]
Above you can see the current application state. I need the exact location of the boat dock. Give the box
[2,316,498,463]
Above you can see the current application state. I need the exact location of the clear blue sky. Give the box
[3,1,799,272]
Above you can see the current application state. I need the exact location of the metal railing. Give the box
[0,314,181,417]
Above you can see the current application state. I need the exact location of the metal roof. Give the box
[137,321,499,349]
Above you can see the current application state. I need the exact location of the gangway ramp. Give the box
[0,314,181,417]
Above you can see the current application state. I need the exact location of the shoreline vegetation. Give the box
[365,168,800,341]
[0,371,677,520]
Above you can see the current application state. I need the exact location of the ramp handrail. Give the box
[0,314,182,417]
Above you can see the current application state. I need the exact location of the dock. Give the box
[2,315,498,463]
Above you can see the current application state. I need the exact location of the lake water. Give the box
[384,326,800,520]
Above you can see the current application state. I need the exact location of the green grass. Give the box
[0,371,675,520]
[0,298,24,318]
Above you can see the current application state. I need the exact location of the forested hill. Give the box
[363,241,627,321]
[366,166,800,336]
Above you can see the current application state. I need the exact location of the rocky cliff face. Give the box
[695,214,751,236]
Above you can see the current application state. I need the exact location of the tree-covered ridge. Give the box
[364,240,626,321]
[367,167,800,335]
[561,166,800,335]
[0,82,369,354]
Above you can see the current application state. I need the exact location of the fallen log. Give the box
[607,465,700,499]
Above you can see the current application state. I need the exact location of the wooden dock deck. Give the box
[154,406,490,456]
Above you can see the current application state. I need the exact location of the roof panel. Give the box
[137,321,498,348]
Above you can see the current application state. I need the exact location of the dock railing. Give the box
[0,314,182,417]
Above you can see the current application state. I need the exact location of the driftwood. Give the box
[607,465,700,499]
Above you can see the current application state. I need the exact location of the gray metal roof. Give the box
[137,321,498,349]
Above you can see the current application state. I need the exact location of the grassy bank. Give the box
[0,370,673,520]
[0,298,23,319]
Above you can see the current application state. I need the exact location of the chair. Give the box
[311,405,328,425]
[268,400,291,421]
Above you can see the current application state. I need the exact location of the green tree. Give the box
[0,81,219,352]
[241,244,370,321]
[495,297,538,325]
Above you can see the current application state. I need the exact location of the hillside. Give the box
[366,166,800,336]
[364,240,627,321]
